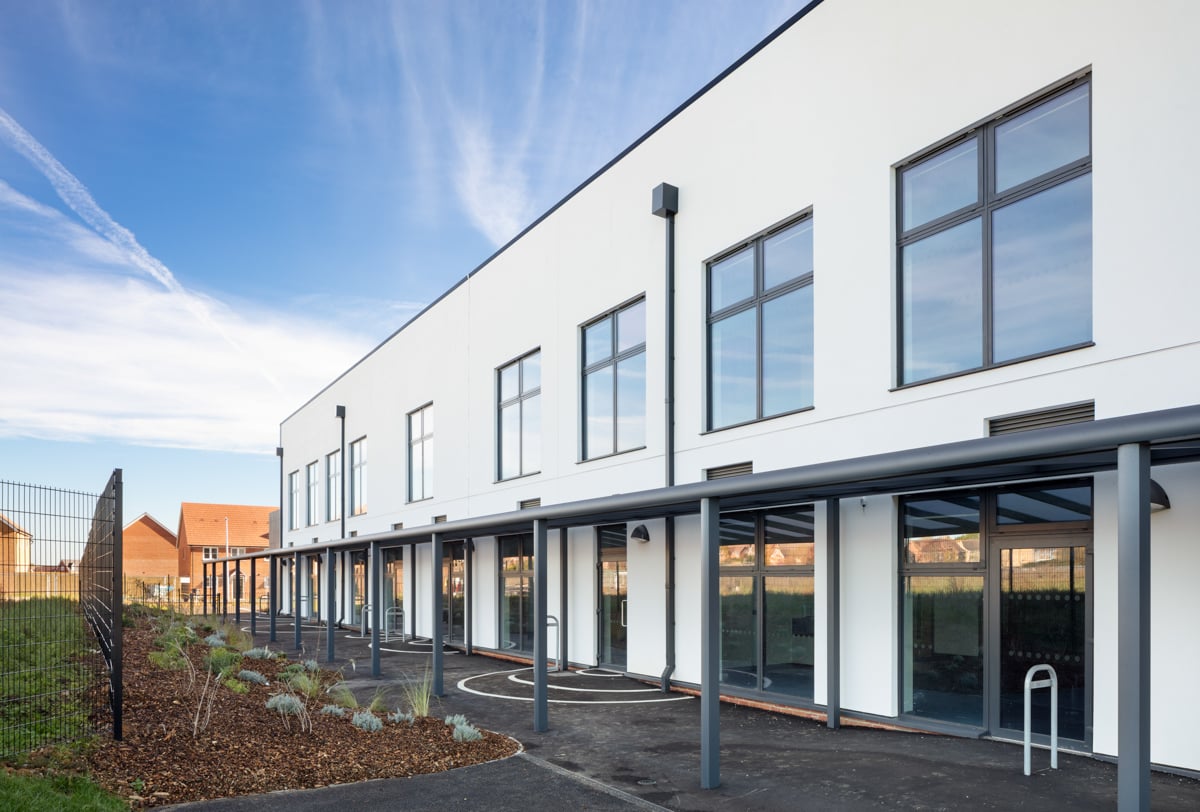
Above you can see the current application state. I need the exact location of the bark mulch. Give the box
[83,619,519,808]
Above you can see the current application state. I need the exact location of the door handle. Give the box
[620,599,628,628]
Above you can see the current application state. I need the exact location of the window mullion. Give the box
[981,127,994,367]
[755,241,764,420]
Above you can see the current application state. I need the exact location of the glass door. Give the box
[383,549,403,637]
[991,539,1090,744]
[442,542,466,644]
[349,551,366,628]
[598,526,627,669]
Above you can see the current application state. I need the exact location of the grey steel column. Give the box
[559,527,568,672]
[409,543,417,640]
[432,533,444,697]
[700,496,721,789]
[370,541,382,677]
[1117,443,1151,812]
[465,539,474,656]
[268,555,278,642]
[221,560,229,619]
[533,519,548,732]
[293,551,302,651]
[826,498,841,730]
[249,556,256,635]
[325,549,336,662]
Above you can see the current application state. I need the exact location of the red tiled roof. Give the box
[177,503,273,549]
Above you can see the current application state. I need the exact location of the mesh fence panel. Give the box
[0,470,122,759]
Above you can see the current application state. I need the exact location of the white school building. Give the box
[254,0,1200,800]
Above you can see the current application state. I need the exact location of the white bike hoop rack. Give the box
[547,614,562,672]
[384,606,405,643]
[1024,663,1059,776]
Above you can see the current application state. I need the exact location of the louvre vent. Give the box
[705,461,754,480]
[518,498,541,510]
[432,515,447,524]
[988,401,1095,436]
[391,522,404,531]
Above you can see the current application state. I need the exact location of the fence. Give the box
[0,470,122,759]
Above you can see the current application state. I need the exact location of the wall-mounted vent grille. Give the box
[391,522,404,531]
[705,461,754,480]
[432,515,447,524]
[518,498,541,510]
[988,401,1095,436]
[348,531,358,538]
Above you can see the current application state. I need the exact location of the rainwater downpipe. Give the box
[336,405,346,541]
[652,183,679,692]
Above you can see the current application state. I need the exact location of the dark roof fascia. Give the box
[281,1,827,426]
[234,403,1200,562]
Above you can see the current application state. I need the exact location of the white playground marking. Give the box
[458,667,693,704]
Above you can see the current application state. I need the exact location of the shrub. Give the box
[400,666,433,717]
[388,709,415,725]
[444,714,469,728]
[351,711,382,732]
[319,705,346,717]
[224,678,249,695]
[328,684,358,710]
[367,686,389,714]
[148,649,187,671]
[238,670,268,686]
[203,633,226,647]
[284,672,321,700]
[303,659,319,672]
[243,647,277,660]
[452,722,482,742]
[203,647,242,675]
[266,693,311,732]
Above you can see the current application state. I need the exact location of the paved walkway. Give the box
[168,618,1200,810]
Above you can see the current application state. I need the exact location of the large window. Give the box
[900,482,1092,741]
[287,470,300,530]
[305,461,319,526]
[325,449,341,522]
[719,505,815,701]
[349,437,367,515]
[498,350,541,480]
[707,216,813,430]
[582,299,645,460]
[898,79,1091,385]
[407,405,433,501]
[498,534,533,653]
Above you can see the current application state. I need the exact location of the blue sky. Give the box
[0,0,801,532]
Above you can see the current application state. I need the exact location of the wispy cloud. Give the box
[0,115,379,454]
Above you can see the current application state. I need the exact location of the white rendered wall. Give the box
[626,519,667,680]
[275,0,1200,771]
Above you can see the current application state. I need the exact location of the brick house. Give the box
[122,513,179,580]
[177,503,273,600]
[0,512,31,575]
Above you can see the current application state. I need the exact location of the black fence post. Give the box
[111,469,123,741]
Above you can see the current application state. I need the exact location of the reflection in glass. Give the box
[903,575,984,726]
[499,363,519,402]
[710,247,755,312]
[616,354,645,450]
[998,547,1086,740]
[720,576,756,689]
[901,218,983,383]
[522,352,540,392]
[763,576,814,699]
[992,175,1091,363]
[719,513,756,566]
[763,219,813,290]
[584,318,612,366]
[599,526,627,668]
[902,138,979,230]
[764,507,814,566]
[903,494,981,564]
[521,395,541,474]
[585,366,614,458]
[442,544,466,643]
[996,83,1089,193]
[710,308,756,428]
[617,300,646,354]
[997,484,1091,525]
[500,404,520,480]
[500,575,530,652]
[762,286,813,417]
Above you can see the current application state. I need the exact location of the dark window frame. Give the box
[580,296,647,461]
[497,349,542,481]
[896,75,1093,387]
[705,211,815,432]
[349,436,367,515]
[406,404,433,503]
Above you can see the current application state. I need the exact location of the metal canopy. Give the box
[236,404,1200,564]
